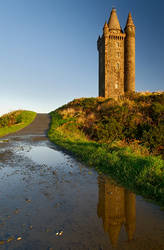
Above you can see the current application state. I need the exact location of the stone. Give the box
[97,8,135,99]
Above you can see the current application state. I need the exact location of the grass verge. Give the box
[48,110,164,207]
[0,110,37,137]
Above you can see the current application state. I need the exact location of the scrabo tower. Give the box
[97,9,135,99]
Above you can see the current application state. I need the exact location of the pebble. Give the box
[17,237,22,241]
[14,208,19,214]
[56,230,63,236]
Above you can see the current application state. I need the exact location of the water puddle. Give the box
[25,146,64,166]
[0,135,163,249]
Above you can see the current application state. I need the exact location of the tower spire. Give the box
[103,21,109,37]
[125,12,135,28]
[104,21,108,28]
[108,8,121,31]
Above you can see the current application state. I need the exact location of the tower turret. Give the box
[124,12,136,92]
[103,21,109,36]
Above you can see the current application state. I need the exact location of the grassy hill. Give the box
[0,110,36,137]
[48,92,164,206]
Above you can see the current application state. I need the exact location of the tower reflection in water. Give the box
[97,175,136,247]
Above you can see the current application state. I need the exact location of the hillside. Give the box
[0,110,36,137]
[48,92,164,206]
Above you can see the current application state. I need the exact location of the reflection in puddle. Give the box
[0,136,164,249]
[98,175,136,247]
[24,146,64,166]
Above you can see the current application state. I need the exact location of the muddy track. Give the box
[10,113,51,136]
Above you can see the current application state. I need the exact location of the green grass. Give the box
[0,110,37,137]
[55,93,164,156]
[48,110,164,207]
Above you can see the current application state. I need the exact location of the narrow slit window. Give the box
[116,42,120,48]
[115,82,119,89]
[117,52,120,58]
[116,63,120,70]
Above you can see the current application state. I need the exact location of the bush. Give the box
[15,114,23,124]
[53,93,164,156]
[0,116,10,127]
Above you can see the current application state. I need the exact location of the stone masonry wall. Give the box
[98,38,105,97]
[105,35,125,99]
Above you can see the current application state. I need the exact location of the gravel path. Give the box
[10,113,50,136]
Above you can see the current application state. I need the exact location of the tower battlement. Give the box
[97,9,135,99]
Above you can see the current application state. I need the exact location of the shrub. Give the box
[51,92,164,156]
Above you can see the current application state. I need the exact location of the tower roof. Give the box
[104,21,108,29]
[108,8,121,31]
[125,12,135,27]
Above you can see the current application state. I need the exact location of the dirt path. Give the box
[10,113,51,136]
[0,114,164,249]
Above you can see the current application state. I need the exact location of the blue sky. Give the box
[0,0,163,115]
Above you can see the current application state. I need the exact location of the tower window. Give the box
[116,42,120,48]
[116,63,120,70]
[117,52,120,58]
[115,82,119,89]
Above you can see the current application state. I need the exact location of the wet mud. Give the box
[0,135,164,250]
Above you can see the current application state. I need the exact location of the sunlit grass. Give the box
[0,110,36,137]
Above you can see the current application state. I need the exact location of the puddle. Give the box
[0,135,163,249]
[24,146,65,166]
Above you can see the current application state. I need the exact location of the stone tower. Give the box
[97,9,135,99]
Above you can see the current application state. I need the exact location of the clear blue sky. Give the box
[0,0,163,115]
